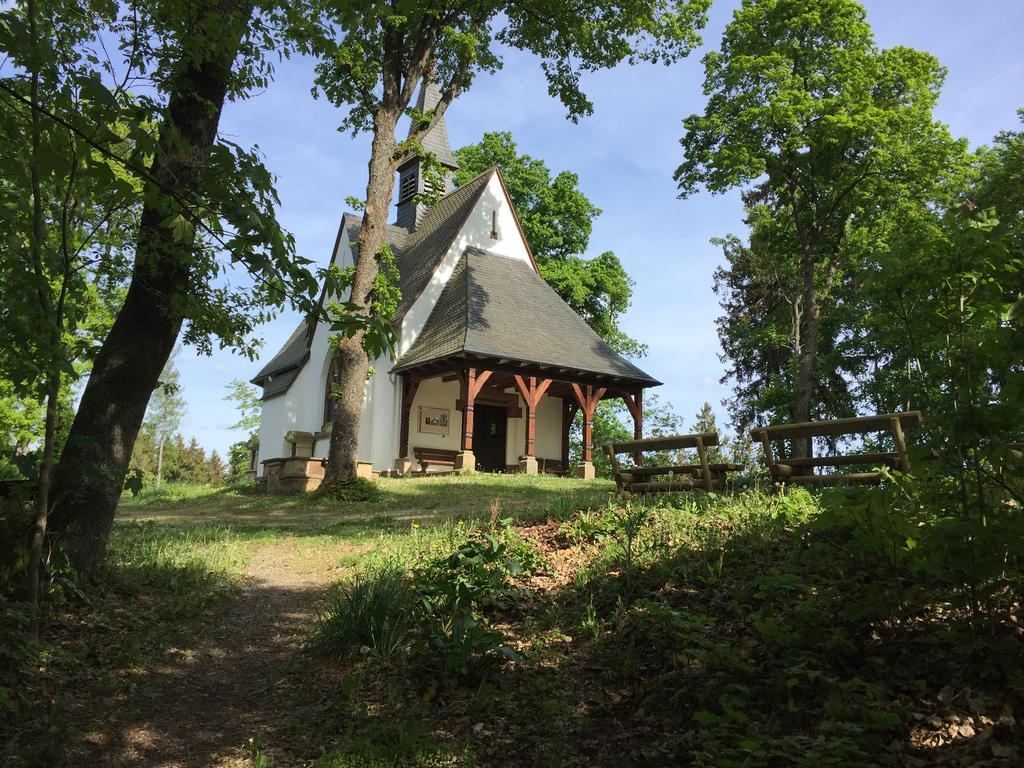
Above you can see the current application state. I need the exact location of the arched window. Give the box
[324,357,339,426]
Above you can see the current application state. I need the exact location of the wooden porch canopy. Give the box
[391,248,661,468]
[394,354,653,467]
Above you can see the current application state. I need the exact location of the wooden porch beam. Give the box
[512,374,553,457]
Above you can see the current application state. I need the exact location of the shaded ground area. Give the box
[5,478,1021,767]
[65,539,354,767]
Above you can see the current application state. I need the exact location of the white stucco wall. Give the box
[405,378,463,470]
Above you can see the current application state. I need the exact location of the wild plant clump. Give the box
[309,506,542,687]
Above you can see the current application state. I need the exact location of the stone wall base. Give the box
[519,456,539,475]
[454,450,476,472]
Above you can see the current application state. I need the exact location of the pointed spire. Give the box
[410,80,458,170]
[395,78,460,231]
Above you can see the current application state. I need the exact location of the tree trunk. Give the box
[47,0,253,576]
[27,370,59,637]
[24,0,55,636]
[156,436,164,487]
[791,255,820,459]
[322,108,400,486]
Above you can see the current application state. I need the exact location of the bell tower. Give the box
[395,79,459,231]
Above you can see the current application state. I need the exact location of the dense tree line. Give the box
[128,430,227,488]
[688,0,1021,511]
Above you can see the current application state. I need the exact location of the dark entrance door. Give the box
[472,405,507,473]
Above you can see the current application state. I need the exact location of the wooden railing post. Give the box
[756,429,779,484]
[890,416,911,473]
[695,435,713,491]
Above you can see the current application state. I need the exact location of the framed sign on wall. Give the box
[418,406,450,435]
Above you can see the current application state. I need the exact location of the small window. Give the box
[399,170,417,200]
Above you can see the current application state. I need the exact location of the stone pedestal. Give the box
[262,456,327,493]
[356,460,376,480]
[576,461,596,480]
[393,457,414,476]
[454,450,476,472]
[519,455,539,475]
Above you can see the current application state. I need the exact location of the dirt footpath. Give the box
[70,540,351,768]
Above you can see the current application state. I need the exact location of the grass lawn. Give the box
[2,475,1021,767]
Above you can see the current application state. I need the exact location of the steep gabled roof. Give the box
[393,248,660,386]
[392,167,493,319]
[251,170,495,397]
[251,320,310,397]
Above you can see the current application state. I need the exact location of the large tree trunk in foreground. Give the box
[47,0,253,576]
[322,109,400,485]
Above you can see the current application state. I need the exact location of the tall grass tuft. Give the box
[309,564,417,662]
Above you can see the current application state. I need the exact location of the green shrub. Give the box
[317,477,386,504]
[311,517,532,687]
[411,524,525,685]
[309,564,417,662]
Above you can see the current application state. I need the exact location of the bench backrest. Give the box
[753,411,922,441]
[413,447,457,459]
[605,432,719,456]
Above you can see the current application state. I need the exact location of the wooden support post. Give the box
[512,375,551,458]
[756,429,779,484]
[561,399,578,470]
[571,383,606,465]
[398,376,420,458]
[890,416,910,473]
[526,382,536,456]
[695,435,713,491]
[461,367,493,453]
[622,391,644,466]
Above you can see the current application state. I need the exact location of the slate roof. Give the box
[405,81,458,170]
[328,170,493,319]
[393,248,660,386]
[251,171,495,398]
[252,320,309,398]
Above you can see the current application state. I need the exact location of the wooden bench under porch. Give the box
[754,411,922,486]
[605,433,743,497]
[412,447,458,474]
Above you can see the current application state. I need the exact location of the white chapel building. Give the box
[251,82,659,490]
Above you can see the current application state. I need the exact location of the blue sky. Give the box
[183,0,1024,457]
